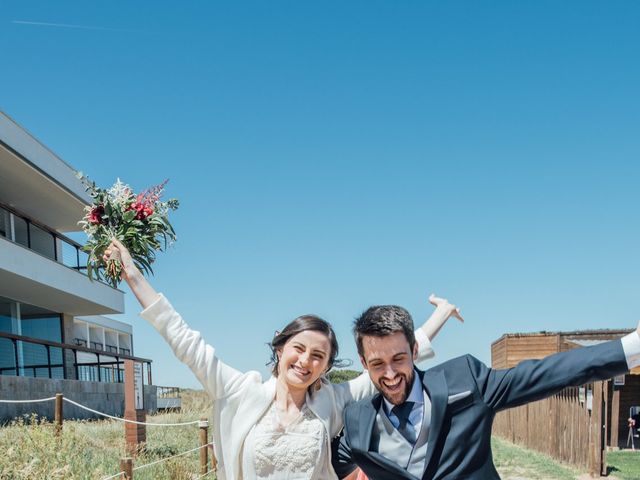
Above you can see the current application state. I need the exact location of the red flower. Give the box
[88,205,105,225]
[128,202,154,220]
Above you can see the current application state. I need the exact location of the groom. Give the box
[332,305,640,479]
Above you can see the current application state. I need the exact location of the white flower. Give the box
[107,178,133,207]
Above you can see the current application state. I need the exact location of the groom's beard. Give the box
[378,370,415,406]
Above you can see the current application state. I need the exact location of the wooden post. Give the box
[124,359,146,454]
[54,393,63,436]
[601,380,608,475]
[610,383,621,449]
[120,457,133,480]
[588,381,606,477]
[199,418,209,475]
[549,396,558,458]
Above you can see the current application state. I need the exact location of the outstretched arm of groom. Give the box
[473,323,640,412]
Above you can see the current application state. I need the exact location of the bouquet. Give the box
[77,173,179,287]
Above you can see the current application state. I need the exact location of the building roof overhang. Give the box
[0,111,91,232]
[0,237,124,315]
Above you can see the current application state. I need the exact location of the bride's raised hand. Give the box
[429,294,464,323]
[103,238,159,308]
[102,238,139,282]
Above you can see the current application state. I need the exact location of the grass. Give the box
[492,436,582,479]
[493,436,640,479]
[607,450,640,480]
[1,389,637,479]
[0,390,215,480]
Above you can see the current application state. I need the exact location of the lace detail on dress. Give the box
[242,402,326,479]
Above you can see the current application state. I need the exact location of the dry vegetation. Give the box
[1,390,637,479]
[0,389,213,479]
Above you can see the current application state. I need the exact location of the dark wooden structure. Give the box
[493,381,608,475]
[492,329,640,451]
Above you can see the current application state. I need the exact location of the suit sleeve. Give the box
[331,430,358,479]
[468,338,629,411]
[140,294,251,400]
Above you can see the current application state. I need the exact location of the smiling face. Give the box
[277,330,332,390]
[360,331,418,405]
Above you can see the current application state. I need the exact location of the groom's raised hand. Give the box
[429,294,464,323]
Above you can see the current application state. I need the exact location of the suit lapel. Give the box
[349,396,418,480]
[348,395,379,452]
[422,368,448,472]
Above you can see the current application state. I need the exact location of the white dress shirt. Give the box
[383,372,429,441]
[622,331,640,369]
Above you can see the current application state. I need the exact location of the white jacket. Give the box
[141,294,434,480]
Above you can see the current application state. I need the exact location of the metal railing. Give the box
[156,386,182,411]
[157,386,181,398]
[0,331,152,385]
[73,340,130,356]
[0,201,111,286]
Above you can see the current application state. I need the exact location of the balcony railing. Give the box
[73,339,131,356]
[156,386,182,411]
[157,386,181,398]
[0,201,111,286]
[0,331,152,385]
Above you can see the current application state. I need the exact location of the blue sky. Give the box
[2,1,640,388]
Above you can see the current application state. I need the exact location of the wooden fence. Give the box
[493,381,608,477]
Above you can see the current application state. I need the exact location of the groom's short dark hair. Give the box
[353,305,416,357]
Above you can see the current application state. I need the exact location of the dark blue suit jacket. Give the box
[332,339,629,479]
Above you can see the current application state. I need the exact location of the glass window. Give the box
[0,207,9,238]
[0,298,63,379]
[29,223,56,260]
[50,347,64,379]
[13,215,28,247]
[21,342,48,378]
[61,239,79,269]
[0,298,17,334]
[0,338,16,376]
[20,315,62,343]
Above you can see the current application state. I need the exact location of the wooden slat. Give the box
[493,382,604,471]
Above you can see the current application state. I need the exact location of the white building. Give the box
[0,111,159,418]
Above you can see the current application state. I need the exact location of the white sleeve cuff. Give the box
[621,331,640,370]
[415,327,435,360]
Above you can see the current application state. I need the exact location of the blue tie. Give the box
[392,401,417,444]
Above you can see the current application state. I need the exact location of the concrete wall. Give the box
[0,375,157,424]
[62,313,77,379]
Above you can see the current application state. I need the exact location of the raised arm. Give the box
[103,239,158,308]
[104,239,251,399]
[470,336,634,412]
[414,294,463,362]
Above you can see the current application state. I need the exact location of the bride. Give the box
[104,239,462,479]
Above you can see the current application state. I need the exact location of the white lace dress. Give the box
[241,402,327,479]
